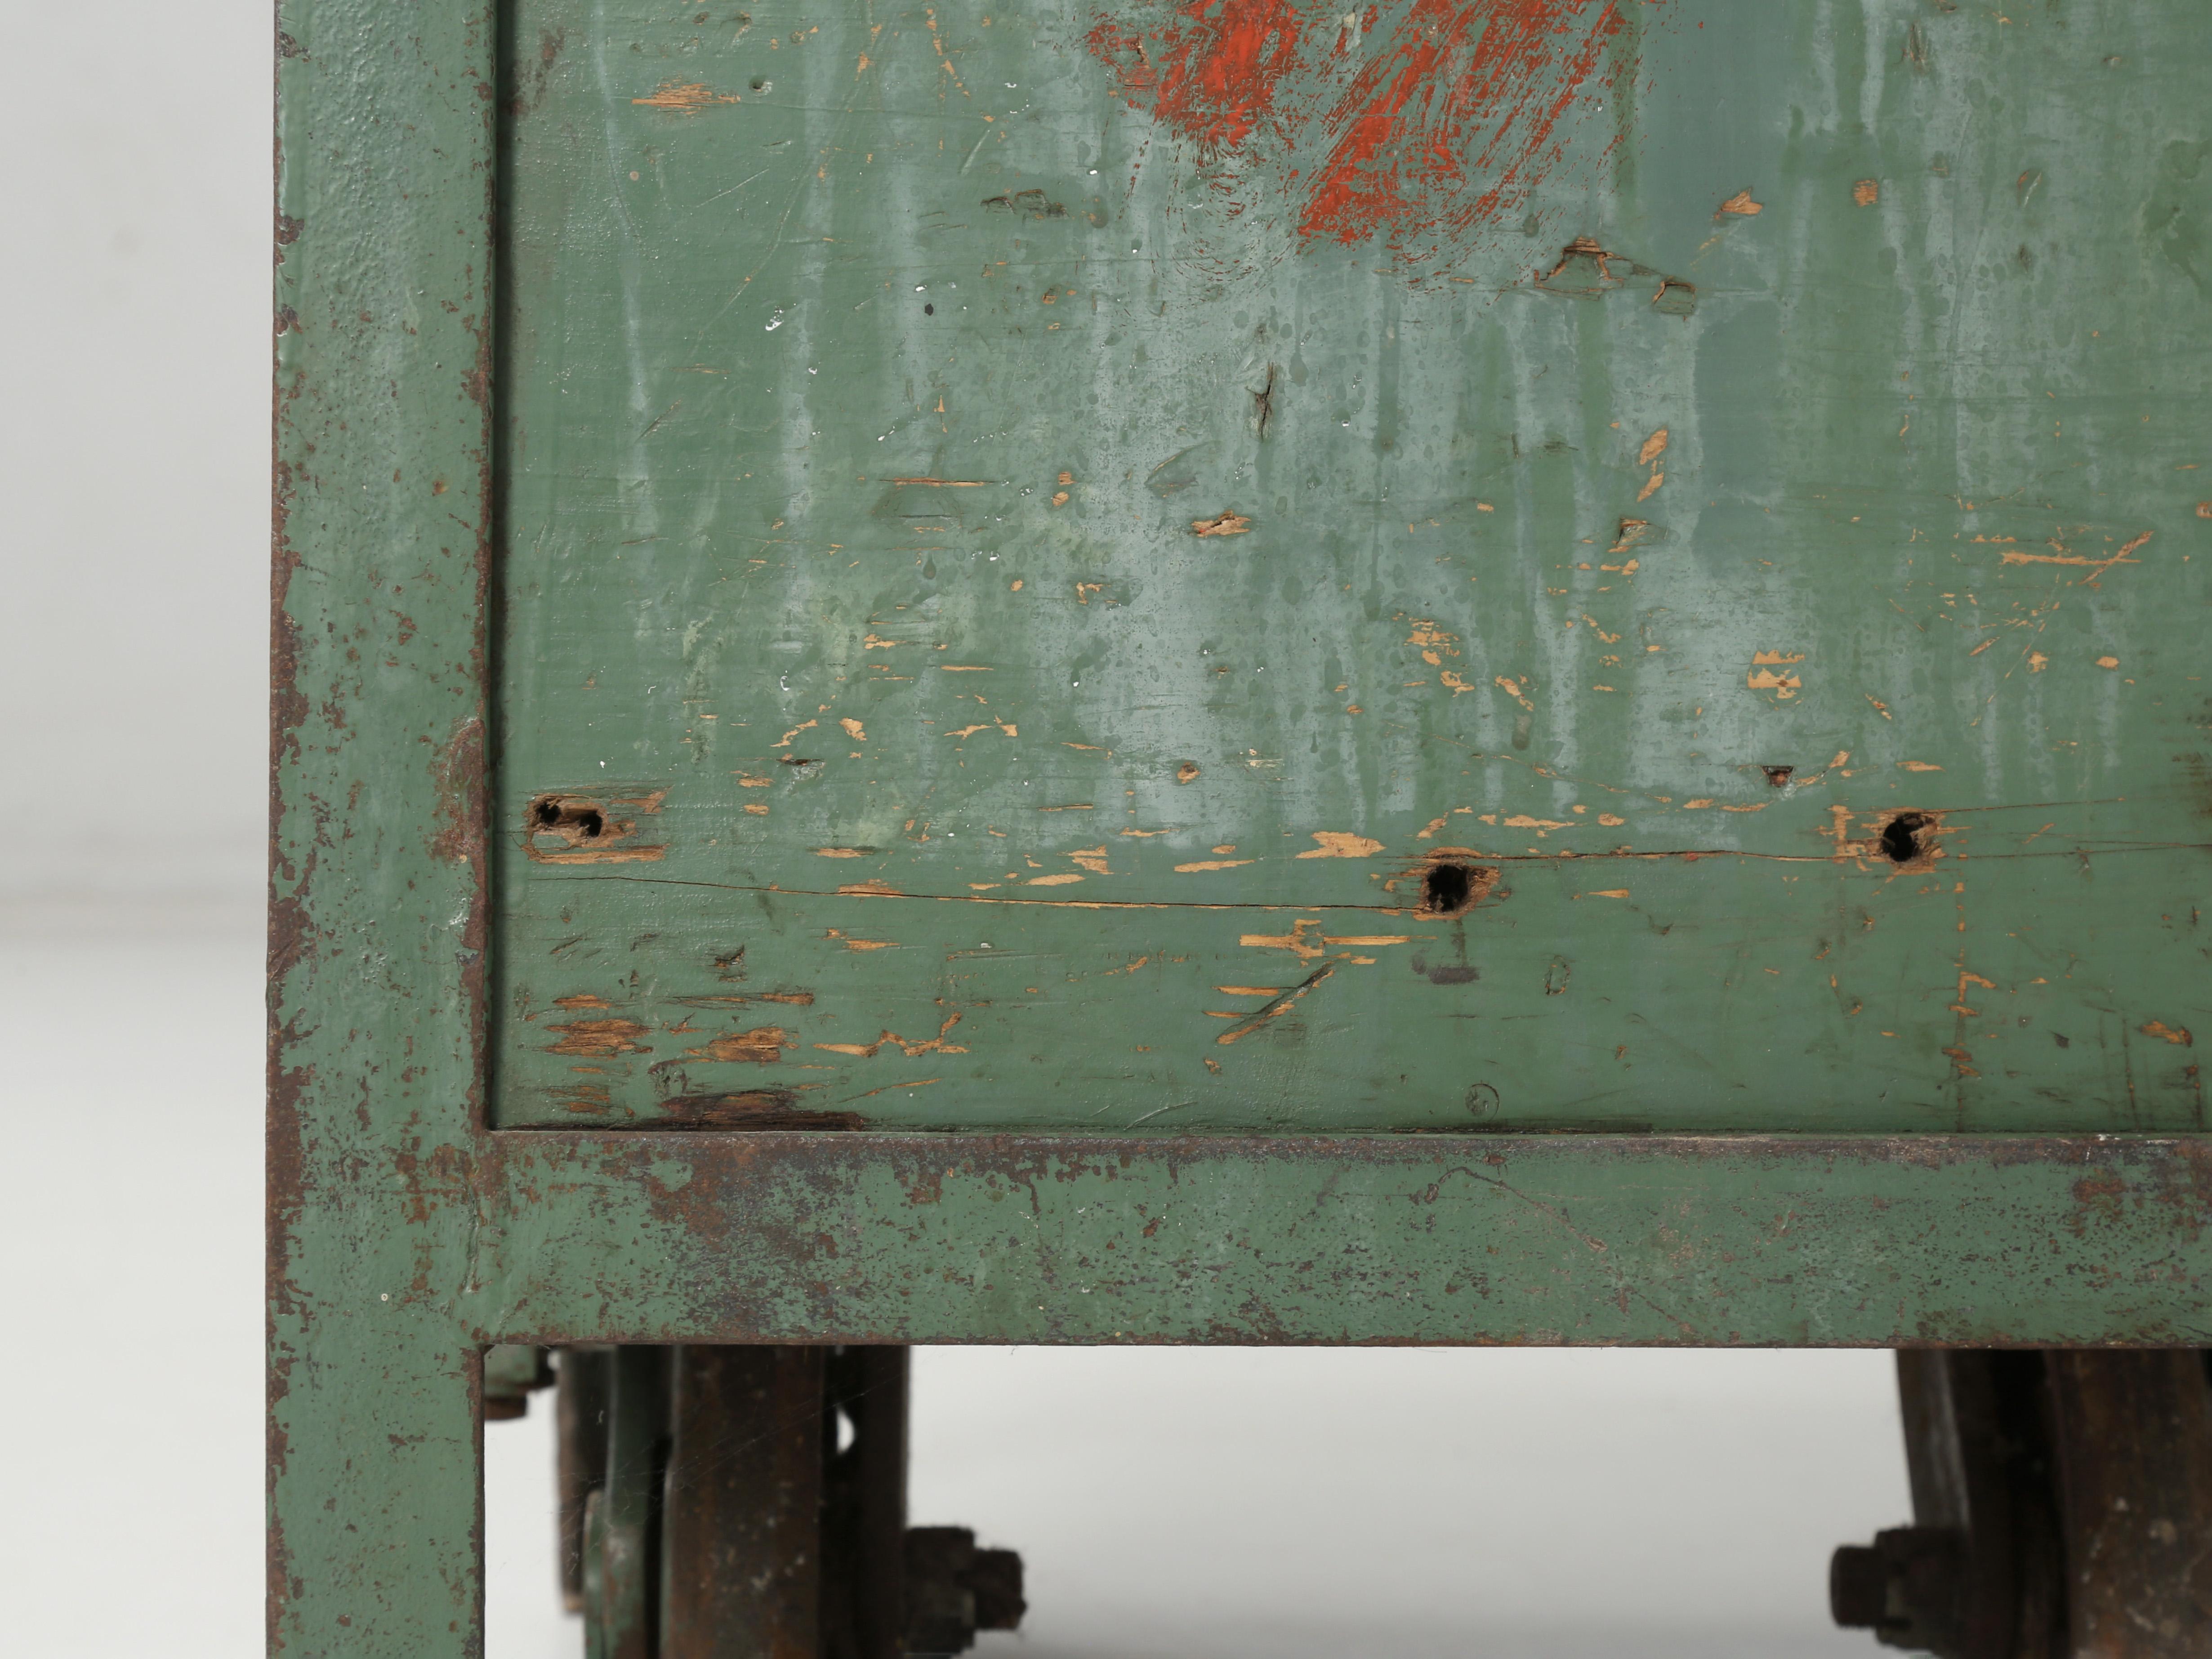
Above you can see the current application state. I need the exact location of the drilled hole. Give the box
[1423,862,1474,916]
[527,796,617,848]
[1879,812,1927,865]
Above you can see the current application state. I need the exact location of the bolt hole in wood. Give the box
[532,798,604,838]
[1879,812,1927,865]
[1422,862,1475,916]
[526,796,624,859]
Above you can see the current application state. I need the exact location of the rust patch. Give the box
[2070,1170,2129,1235]
[2143,1021,2194,1048]
[656,1091,866,1130]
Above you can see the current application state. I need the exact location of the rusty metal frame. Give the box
[268,1,2212,1652]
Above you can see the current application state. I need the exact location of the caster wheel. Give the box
[552,1345,1024,1657]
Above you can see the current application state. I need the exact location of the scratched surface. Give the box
[493,1,2211,1132]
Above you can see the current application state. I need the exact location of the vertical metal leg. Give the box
[558,1348,614,1614]
[2046,1350,2212,1657]
[663,1345,828,1659]
[821,1347,910,1659]
[267,1328,482,1657]
[558,1342,1013,1657]
[600,1347,672,1659]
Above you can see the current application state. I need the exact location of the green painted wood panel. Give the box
[491,0,2211,1134]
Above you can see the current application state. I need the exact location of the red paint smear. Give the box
[1088,1,1626,262]
[1300,0,1622,248]
[1086,2,1306,156]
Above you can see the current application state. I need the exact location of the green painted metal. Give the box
[272,1,2212,1651]
[270,0,492,1649]
[597,1346,668,1658]
[473,1132,2212,1349]
[492,0,2212,1134]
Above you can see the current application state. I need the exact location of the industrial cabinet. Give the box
[271,2,2212,1652]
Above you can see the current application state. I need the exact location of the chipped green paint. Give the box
[493,1,2212,1133]
[474,1132,2212,1351]
[274,2,2212,1652]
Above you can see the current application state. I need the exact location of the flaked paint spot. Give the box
[547,1018,651,1057]
[682,1026,793,1063]
[1296,831,1385,859]
[633,80,741,112]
